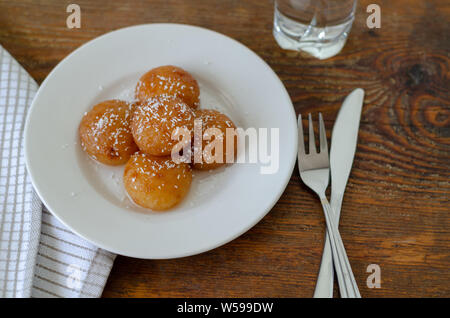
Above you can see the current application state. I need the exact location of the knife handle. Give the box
[313,233,334,298]
[313,193,344,298]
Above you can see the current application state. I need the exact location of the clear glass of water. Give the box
[273,0,357,59]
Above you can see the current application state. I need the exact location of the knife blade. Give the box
[313,88,364,298]
[330,88,364,215]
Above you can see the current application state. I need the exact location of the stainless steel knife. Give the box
[313,88,365,298]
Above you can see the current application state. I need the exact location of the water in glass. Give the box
[273,0,357,59]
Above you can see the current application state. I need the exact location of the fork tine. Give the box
[319,113,328,154]
[308,113,316,154]
[297,114,305,155]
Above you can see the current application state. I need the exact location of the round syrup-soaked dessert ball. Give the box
[79,99,138,165]
[193,109,237,170]
[131,94,195,156]
[123,152,192,211]
[135,65,200,109]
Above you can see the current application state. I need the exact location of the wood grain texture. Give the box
[1,0,448,297]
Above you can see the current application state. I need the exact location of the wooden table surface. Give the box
[1,0,448,297]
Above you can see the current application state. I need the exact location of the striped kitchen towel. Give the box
[0,45,116,298]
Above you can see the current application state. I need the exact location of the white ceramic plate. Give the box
[25,24,297,259]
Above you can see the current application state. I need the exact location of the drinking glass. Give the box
[273,0,357,59]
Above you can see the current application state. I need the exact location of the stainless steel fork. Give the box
[297,113,361,298]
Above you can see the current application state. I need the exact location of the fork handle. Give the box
[320,198,361,298]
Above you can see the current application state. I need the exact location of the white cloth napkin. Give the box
[0,45,116,298]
